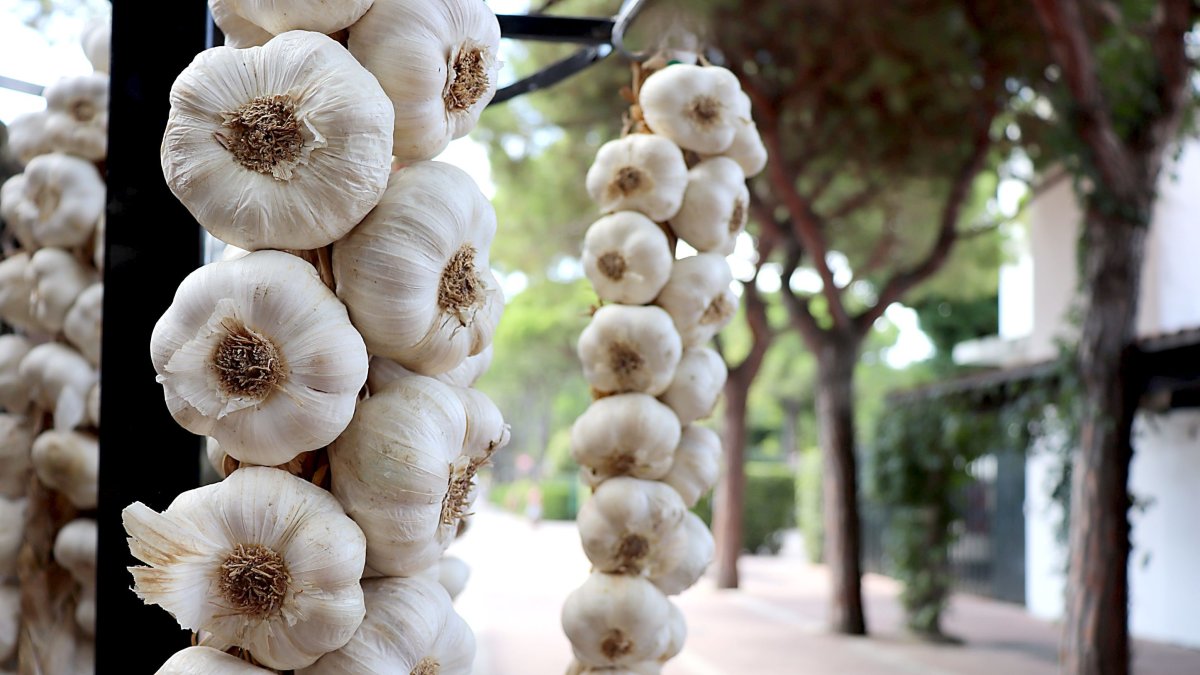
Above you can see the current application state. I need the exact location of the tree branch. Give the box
[778,247,824,350]
[823,182,883,221]
[1140,0,1197,176]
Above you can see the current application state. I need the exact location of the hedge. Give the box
[695,461,796,554]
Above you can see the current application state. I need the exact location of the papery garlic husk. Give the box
[659,347,726,426]
[81,17,110,73]
[0,335,32,413]
[92,212,105,270]
[299,577,475,675]
[4,153,105,249]
[576,477,686,577]
[156,646,275,674]
[638,64,743,154]
[655,253,737,348]
[329,375,484,576]
[650,512,713,595]
[54,518,97,587]
[0,498,26,577]
[162,31,394,250]
[578,304,682,397]
[205,437,229,479]
[27,247,97,334]
[585,135,688,221]
[661,425,721,509]
[572,394,680,485]
[438,556,470,601]
[670,157,749,253]
[209,0,273,48]
[31,430,98,509]
[124,467,367,670]
[0,253,39,332]
[219,0,372,36]
[582,212,673,305]
[0,585,17,662]
[19,343,96,430]
[703,93,767,178]
[657,602,686,664]
[150,250,368,466]
[0,414,33,498]
[368,344,494,392]
[43,73,109,161]
[567,662,662,675]
[333,161,503,375]
[86,382,99,427]
[453,383,511,460]
[349,0,501,161]
[6,111,52,165]
[0,175,36,250]
[64,282,102,366]
[563,573,673,669]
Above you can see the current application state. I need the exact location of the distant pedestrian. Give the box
[525,484,543,527]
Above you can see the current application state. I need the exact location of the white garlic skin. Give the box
[0,414,34,498]
[671,156,750,253]
[0,336,33,413]
[31,430,98,509]
[567,661,663,675]
[85,382,99,427]
[81,17,110,73]
[54,518,97,587]
[655,253,738,348]
[333,161,504,376]
[368,344,494,393]
[155,646,275,674]
[19,343,96,431]
[657,601,687,663]
[6,111,52,165]
[579,304,682,397]
[576,477,687,578]
[0,175,35,250]
[0,498,26,578]
[586,135,688,221]
[0,585,17,663]
[220,0,372,36]
[0,253,39,332]
[349,0,501,161]
[650,511,714,595]
[4,153,105,249]
[572,393,681,485]
[43,73,109,161]
[452,383,511,460]
[582,212,673,305]
[76,585,96,636]
[64,282,102,366]
[27,247,97,334]
[209,0,273,48]
[659,346,727,426]
[562,573,673,669]
[638,64,743,154]
[437,556,471,601]
[661,425,722,509]
[162,31,394,250]
[703,92,767,178]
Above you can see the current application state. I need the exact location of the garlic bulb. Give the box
[368,344,494,392]
[582,212,673,305]
[54,518,97,587]
[349,0,501,161]
[585,135,688,221]
[333,161,503,375]
[438,556,470,600]
[28,247,96,334]
[0,175,36,250]
[454,383,511,459]
[299,577,474,675]
[659,347,726,425]
[578,304,681,397]
[124,467,367,670]
[19,343,96,431]
[156,646,274,674]
[661,425,722,509]
[161,31,394,250]
[0,414,33,498]
[650,512,714,595]
[81,17,110,73]
[572,394,680,485]
[657,602,687,664]
[6,111,52,165]
[92,212,105,270]
[670,157,749,253]
[0,335,32,413]
[576,477,686,577]
[654,253,737,348]
[0,585,16,662]
[43,73,109,161]
[76,585,96,636]
[3,153,105,249]
[0,498,25,577]
[31,430,98,509]
[64,282,102,366]
[329,375,481,576]
[219,0,372,36]
[638,64,743,154]
[209,0,273,48]
[562,573,673,669]
[704,96,767,179]
[0,253,38,332]
[86,382,99,427]
[150,250,368,466]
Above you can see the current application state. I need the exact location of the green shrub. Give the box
[796,447,824,563]
[487,475,580,521]
[695,461,796,554]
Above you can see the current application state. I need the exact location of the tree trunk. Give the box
[714,372,751,589]
[815,336,867,634]
[1061,208,1148,675]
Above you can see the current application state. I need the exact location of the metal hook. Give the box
[611,0,651,62]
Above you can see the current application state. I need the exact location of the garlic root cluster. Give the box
[564,59,767,672]
[131,3,510,671]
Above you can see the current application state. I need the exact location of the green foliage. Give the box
[487,474,582,521]
[695,462,796,554]
[796,447,824,563]
[911,294,1000,370]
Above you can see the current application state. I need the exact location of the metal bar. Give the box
[496,14,614,44]
[491,43,612,105]
[0,75,44,97]
[96,0,208,670]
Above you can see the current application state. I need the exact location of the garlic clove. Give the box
[42,73,109,161]
[81,17,110,73]
[703,101,768,178]
[452,384,510,460]
[638,64,743,155]
[19,343,97,431]
[348,0,501,161]
[585,135,688,221]
[649,511,714,595]
[576,477,687,578]
[333,161,504,376]
[64,282,102,366]
[582,212,674,305]
[572,394,680,486]
[7,153,105,250]
[209,0,273,48]
[437,556,470,600]
[654,253,738,348]
[150,250,368,466]
[0,414,34,498]
[161,31,394,250]
[670,157,750,253]
[0,498,26,578]
[31,430,98,508]
[155,646,275,674]
[125,467,367,670]
[661,425,722,509]
[220,0,373,37]
[658,346,727,426]
[562,573,673,669]
[578,304,682,397]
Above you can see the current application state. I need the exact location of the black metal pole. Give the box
[97,0,207,670]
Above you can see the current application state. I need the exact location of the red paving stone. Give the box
[450,506,1200,674]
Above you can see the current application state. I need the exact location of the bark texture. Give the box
[714,378,749,589]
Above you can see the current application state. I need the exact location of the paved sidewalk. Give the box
[448,506,1200,675]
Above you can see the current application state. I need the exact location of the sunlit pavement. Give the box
[450,504,1200,675]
